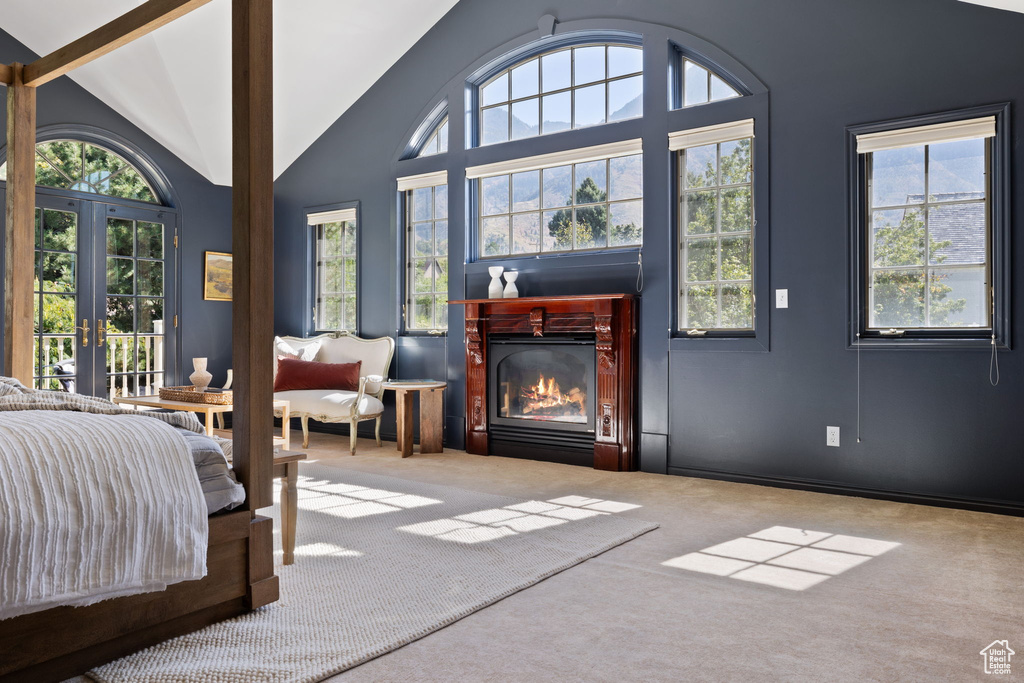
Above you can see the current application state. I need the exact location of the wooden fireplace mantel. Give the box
[451,294,637,471]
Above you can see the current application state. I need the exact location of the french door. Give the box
[32,193,178,398]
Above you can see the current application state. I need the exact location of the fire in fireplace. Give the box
[490,337,595,434]
[514,371,587,422]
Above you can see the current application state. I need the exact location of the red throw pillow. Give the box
[273,357,361,392]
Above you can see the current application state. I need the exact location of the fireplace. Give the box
[488,337,597,466]
[490,338,595,429]
[452,294,637,471]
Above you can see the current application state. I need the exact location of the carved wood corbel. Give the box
[530,307,545,336]
[466,317,484,366]
[595,314,615,370]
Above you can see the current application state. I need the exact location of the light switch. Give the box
[775,289,789,308]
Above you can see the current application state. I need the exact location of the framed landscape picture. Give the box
[204,251,233,301]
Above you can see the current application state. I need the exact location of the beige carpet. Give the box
[89,464,657,683]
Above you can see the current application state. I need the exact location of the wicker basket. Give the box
[159,385,234,405]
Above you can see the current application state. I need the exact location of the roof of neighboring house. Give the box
[907,191,986,266]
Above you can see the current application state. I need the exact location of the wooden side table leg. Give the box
[204,407,213,435]
[395,390,404,452]
[281,403,291,451]
[281,462,298,565]
[420,388,444,454]
[399,390,414,458]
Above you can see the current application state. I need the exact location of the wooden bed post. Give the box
[4,63,36,384]
[232,0,278,608]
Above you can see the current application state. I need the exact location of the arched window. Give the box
[0,139,158,203]
[416,117,448,158]
[478,42,643,145]
[680,58,740,108]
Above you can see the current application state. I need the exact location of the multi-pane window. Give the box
[859,119,993,331]
[417,117,448,158]
[474,148,643,257]
[680,58,740,108]
[311,209,358,332]
[106,216,167,398]
[479,43,643,146]
[34,208,78,391]
[675,121,754,331]
[406,184,449,331]
[0,140,158,203]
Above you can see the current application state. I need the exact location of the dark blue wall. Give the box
[274,0,1024,510]
[0,28,234,388]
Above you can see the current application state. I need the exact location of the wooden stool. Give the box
[273,450,307,565]
[382,381,446,457]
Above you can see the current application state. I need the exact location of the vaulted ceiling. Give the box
[959,0,1024,12]
[2,0,459,185]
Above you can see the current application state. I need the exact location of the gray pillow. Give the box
[174,428,246,514]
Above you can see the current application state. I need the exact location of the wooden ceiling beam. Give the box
[0,64,12,86]
[23,0,213,87]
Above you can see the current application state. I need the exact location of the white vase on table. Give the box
[190,357,213,393]
[503,271,519,298]
[488,266,505,299]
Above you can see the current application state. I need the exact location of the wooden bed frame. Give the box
[0,1,279,680]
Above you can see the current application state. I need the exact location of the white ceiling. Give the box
[2,0,459,185]
[959,0,1024,12]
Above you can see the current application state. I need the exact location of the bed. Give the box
[0,380,260,680]
[0,0,277,679]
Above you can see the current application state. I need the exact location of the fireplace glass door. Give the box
[490,339,595,432]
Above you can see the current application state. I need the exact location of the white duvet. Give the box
[0,410,208,620]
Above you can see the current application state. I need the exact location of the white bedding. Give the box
[0,410,208,620]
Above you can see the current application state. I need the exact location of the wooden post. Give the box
[4,64,36,384]
[231,0,274,511]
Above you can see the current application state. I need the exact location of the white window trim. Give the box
[466,138,642,179]
[398,170,448,192]
[668,119,754,151]
[855,116,995,154]
[307,207,357,224]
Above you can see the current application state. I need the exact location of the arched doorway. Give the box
[1,127,179,399]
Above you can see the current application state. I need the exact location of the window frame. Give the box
[305,200,360,335]
[404,181,450,334]
[669,106,770,352]
[847,103,1011,350]
[473,148,645,259]
[670,48,750,111]
[468,31,644,149]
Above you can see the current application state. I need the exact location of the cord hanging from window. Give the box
[988,290,999,387]
[990,332,1000,387]
[636,252,644,293]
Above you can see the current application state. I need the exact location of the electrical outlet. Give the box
[775,289,789,308]
[827,426,840,447]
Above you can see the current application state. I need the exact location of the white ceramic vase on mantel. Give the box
[190,357,213,393]
[488,266,505,299]
[503,271,519,298]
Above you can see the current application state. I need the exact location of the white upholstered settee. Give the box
[273,333,395,454]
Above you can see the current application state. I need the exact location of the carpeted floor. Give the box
[290,434,1024,682]
[88,464,656,683]
[73,430,1024,682]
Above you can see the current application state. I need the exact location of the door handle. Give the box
[96,319,106,347]
[76,319,90,347]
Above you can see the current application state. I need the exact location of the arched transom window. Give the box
[479,43,643,145]
[0,140,158,203]
[416,117,449,158]
[681,58,740,108]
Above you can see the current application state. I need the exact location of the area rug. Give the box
[90,464,658,682]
